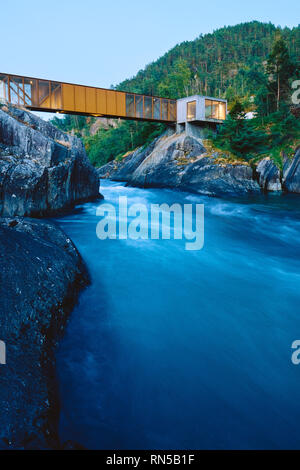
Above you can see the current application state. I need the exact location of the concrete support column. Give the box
[176,123,185,134]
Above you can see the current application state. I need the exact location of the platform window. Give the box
[187,101,196,120]
[38,80,50,107]
[205,99,226,120]
[161,99,168,120]
[144,96,152,119]
[23,78,33,105]
[50,82,62,109]
[126,94,135,117]
[153,98,161,120]
[169,100,176,121]
[9,76,24,105]
[135,95,143,118]
[205,99,212,119]
[218,102,226,120]
[211,101,219,119]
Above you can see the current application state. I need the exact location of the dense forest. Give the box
[51,21,300,167]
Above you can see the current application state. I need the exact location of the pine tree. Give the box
[266,36,296,110]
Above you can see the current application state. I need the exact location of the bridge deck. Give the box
[0,73,177,123]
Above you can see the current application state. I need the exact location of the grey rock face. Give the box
[180,157,259,196]
[98,132,260,197]
[0,217,89,449]
[0,104,100,216]
[283,147,300,193]
[97,160,119,178]
[256,158,282,191]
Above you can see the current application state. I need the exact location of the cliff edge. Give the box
[0,103,100,217]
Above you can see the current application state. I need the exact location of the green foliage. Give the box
[229,100,247,119]
[212,34,299,164]
[51,114,95,137]
[117,21,299,101]
[84,121,166,167]
[215,113,269,160]
[157,59,192,99]
[225,86,236,102]
[214,106,300,163]
[266,109,300,169]
[266,35,297,111]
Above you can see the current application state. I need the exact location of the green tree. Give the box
[225,86,236,103]
[254,85,272,122]
[158,58,191,98]
[266,36,296,110]
[215,101,268,159]
[229,100,247,119]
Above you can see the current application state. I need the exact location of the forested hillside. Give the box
[117,21,299,99]
[51,21,300,167]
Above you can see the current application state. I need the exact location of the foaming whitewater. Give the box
[54,180,300,450]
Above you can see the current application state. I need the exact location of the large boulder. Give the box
[0,217,89,449]
[0,104,100,216]
[98,132,260,197]
[283,147,300,193]
[179,157,259,196]
[256,157,282,191]
[130,134,206,188]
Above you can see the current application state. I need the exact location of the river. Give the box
[54,180,300,449]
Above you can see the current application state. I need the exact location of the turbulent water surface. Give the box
[55,180,300,449]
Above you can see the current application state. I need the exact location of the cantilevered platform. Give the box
[0,73,177,123]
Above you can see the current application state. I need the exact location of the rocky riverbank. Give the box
[0,218,89,449]
[98,131,300,197]
[0,105,101,449]
[0,103,100,217]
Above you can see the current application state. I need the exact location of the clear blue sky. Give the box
[2,0,299,88]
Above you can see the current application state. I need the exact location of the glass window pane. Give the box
[205,99,226,120]
[218,102,226,120]
[162,99,168,120]
[38,80,50,107]
[10,76,24,105]
[50,82,61,109]
[211,101,219,119]
[153,98,161,119]
[135,95,143,118]
[169,101,176,121]
[187,101,196,120]
[205,99,212,118]
[144,96,152,119]
[126,94,134,117]
[10,87,19,104]
[23,78,33,106]
[30,79,38,107]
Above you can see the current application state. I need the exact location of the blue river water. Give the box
[55,180,300,450]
